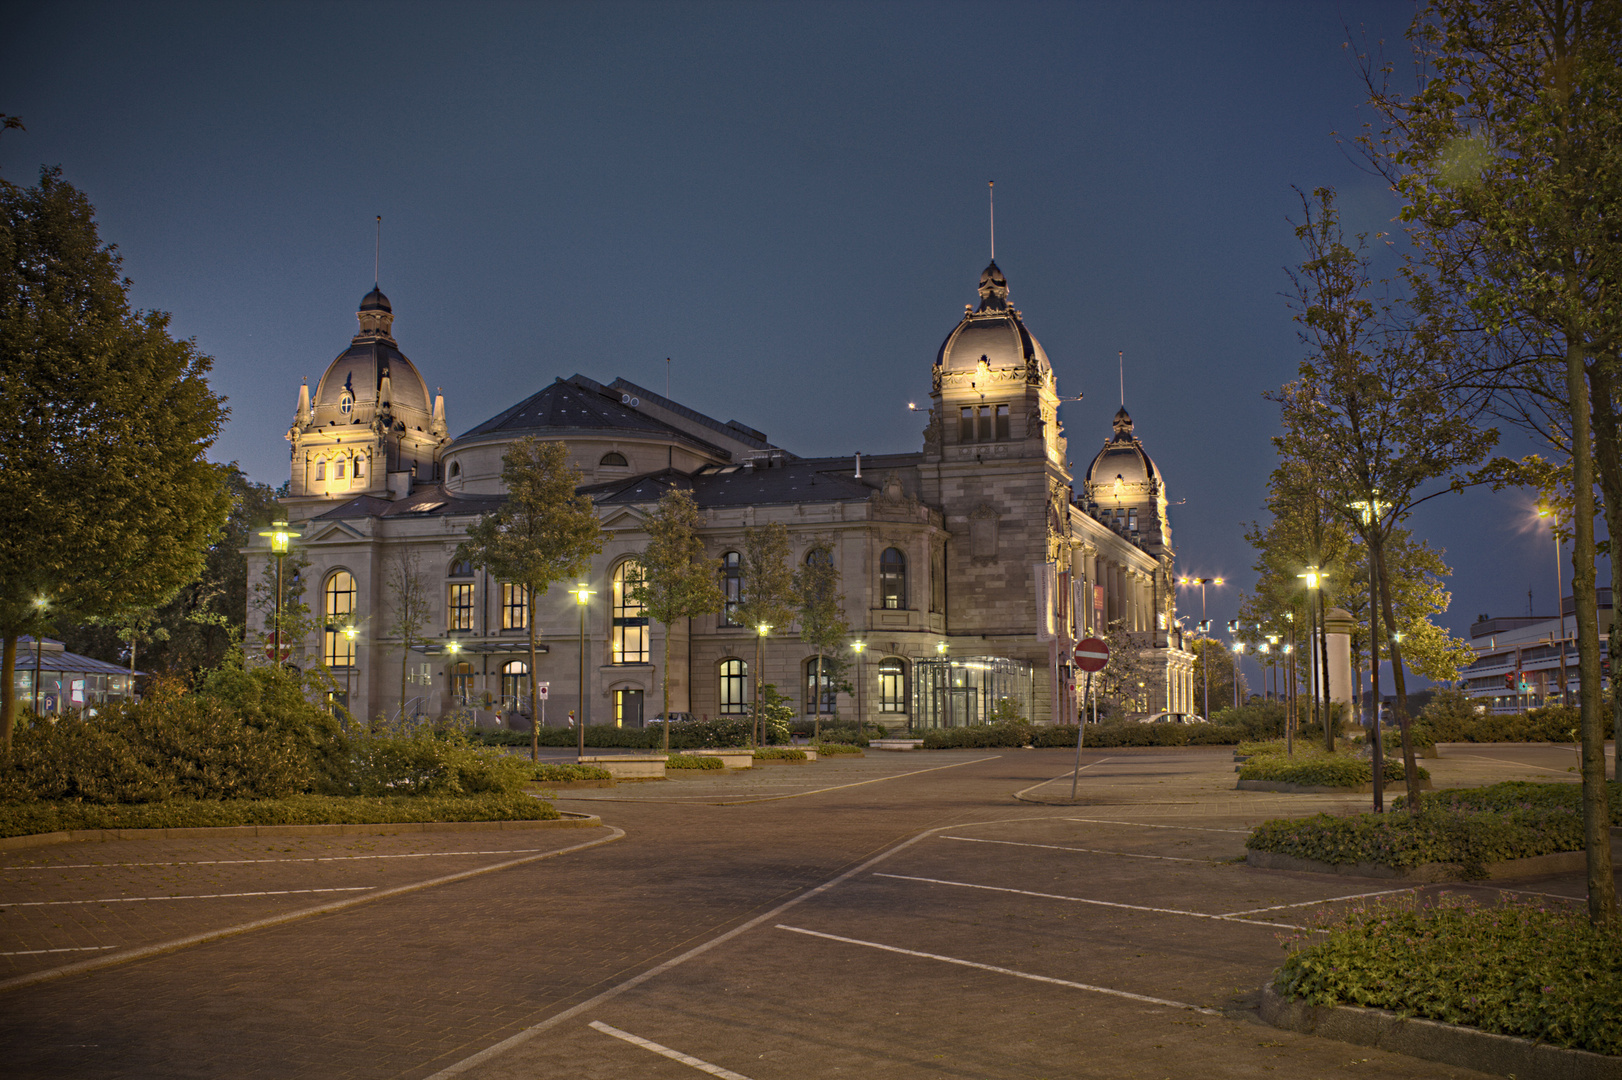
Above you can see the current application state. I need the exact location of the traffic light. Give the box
[1504,672,1515,690]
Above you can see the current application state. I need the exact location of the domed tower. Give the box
[1084,405,1170,556]
[283,287,449,518]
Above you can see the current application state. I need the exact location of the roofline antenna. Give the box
[988,180,995,261]
[374,215,382,287]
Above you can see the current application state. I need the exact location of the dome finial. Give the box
[1113,405,1134,440]
[977,261,1009,312]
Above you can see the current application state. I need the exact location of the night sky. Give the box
[2,1,1576,683]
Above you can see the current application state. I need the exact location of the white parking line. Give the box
[1221,887,1418,916]
[715,755,1004,805]
[874,873,1309,930]
[1455,753,1575,774]
[4,886,373,907]
[0,945,117,957]
[776,925,1222,1016]
[589,1021,755,1079]
[1061,817,1249,835]
[1013,757,1112,800]
[942,835,1205,863]
[0,847,571,872]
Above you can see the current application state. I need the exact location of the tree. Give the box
[793,540,850,742]
[630,487,723,752]
[385,548,432,728]
[248,547,316,668]
[733,521,795,746]
[1271,187,1497,798]
[0,168,231,748]
[1093,619,1153,721]
[1189,637,1248,717]
[1357,0,1620,921]
[458,438,602,761]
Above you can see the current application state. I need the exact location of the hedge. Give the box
[0,792,557,839]
[1238,755,1426,788]
[754,747,807,760]
[1395,779,1622,826]
[809,742,864,756]
[1276,897,1622,1055]
[529,763,614,782]
[1420,692,1583,743]
[474,718,770,750]
[666,753,725,770]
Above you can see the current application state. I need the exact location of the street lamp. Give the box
[31,596,47,714]
[1231,641,1245,709]
[256,518,298,666]
[851,640,867,737]
[752,622,773,747]
[1177,576,1223,721]
[1538,507,1569,706]
[573,583,595,761]
[1298,566,1332,751]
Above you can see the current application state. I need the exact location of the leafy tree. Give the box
[458,438,602,761]
[630,487,723,752]
[793,540,849,742]
[1091,619,1152,721]
[1189,637,1248,718]
[1271,187,1496,793]
[733,521,795,746]
[248,548,316,668]
[384,548,432,728]
[0,168,231,748]
[1357,0,1620,920]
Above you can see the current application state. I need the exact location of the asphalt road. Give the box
[0,742,1609,1079]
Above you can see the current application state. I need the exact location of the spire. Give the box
[431,390,446,436]
[976,261,1009,312]
[296,379,311,426]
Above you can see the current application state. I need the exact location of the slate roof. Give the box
[311,486,507,521]
[18,638,142,677]
[585,452,920,509]
[457,376,729,457]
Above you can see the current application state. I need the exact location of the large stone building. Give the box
[256,262,1196,730]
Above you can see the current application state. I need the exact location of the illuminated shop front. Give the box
[911,656,1033,729]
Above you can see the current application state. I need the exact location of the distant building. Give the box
[12,637,140,714]
[1460,590,1611,713]
[255,262,1195,730]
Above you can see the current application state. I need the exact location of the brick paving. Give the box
[0,744,1613,1078]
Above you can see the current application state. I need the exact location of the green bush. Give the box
[1275,897,1622,1055]
[809,742,864,755]
[199,664,350,788]
[1395,779,1622,825]
[920,723,1032,749]
[754,747,807,760]
[1238,755,1425,788]
[335,732,530,797]
[667,753,725,770]
[1247,803,1580,876]
[529,763,613,782]
[1420,692,1581,743]
[808,721,876,747]
[0,791,558,839]
[473,718,763,750]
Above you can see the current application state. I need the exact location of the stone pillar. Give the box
[1322,606,1355,716]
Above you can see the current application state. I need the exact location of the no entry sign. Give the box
[1074,637,1109,672]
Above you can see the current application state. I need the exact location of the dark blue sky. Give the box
[2,0,1569,675]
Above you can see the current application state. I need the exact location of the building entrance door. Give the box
[947,688,977,728]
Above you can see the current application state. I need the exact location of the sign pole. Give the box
[1070,637,1110,800]
[1071,671,1091,800]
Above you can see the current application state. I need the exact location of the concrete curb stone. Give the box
[1245,828,1622,881]
[1236,779,1433,794]
[1258,983,1620,1080]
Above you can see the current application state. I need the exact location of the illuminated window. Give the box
[600,451,628,467]
[450,661,474,704]
[322,571,356,667]
[501,660,529,709]
[880,548,907,610]
[448,583,474,631]
[501,582,527,630]
[719,658,748,714]
[804,658,836,715]
[354,455,365,478]
[612,561,648,664]
[879,658,907,713]
[614,688,644,727]
[335,458,346,479]
[720,551,742,627]
[315,459,326,481]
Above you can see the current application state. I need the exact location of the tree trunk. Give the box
[528,603,539,763]
[1566,336,1617,925]
[398,640,409,733]
[813,649,823,743]
[1319,588,1333,752]
[1586,356,1622,780]
[1373,534,1422,811]
[661,621,672,754]
[1,633,16,751]
[1367,532,1383,813]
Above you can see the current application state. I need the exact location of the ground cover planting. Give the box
[753,747,807,760]
[665,753,724,770]
[528,763,614,783]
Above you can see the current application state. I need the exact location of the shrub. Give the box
[1238,755,1425,788]
[335,732,531,797]
[667,753,724,770]
[754,747,807,760]
[1394,779,1622,826]
[920,723,1031,749]
[1207,702,1288,739]
[0,792,557,839]
[471,718,757,750]
[529,763,613,782]
[1275,897,1622,1055]
[809,742,864,755]
[1420,693,1581,743]
[808,721,877,747]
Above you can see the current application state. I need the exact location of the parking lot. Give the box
[1,743,1606,1079]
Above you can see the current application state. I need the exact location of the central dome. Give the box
[934,262,1051,375]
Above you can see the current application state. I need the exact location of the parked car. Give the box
[1137,711,1207,725]
[645,712,694,726]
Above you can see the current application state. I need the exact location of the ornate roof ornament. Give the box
[976,260,1010,312]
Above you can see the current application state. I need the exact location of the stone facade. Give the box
[253,263,1196,730]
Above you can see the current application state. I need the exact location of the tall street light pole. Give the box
[31,596,48,714]
[1299,566,1333,751]
[851,640,866,738]
[257,519,296,666]
[574,583,595,761]
[1178,576,1223,720]
[753,623,773,747]
[1539,507,1569,707]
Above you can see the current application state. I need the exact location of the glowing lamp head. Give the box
[446,639,460,655]
[756,623,772,637]
[259,519,295,554]
[574,584,593,605]
[851,640,866,654]
[936,640,948,654]
[343,626,357,641]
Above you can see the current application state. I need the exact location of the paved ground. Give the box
[0,741,1613,1079]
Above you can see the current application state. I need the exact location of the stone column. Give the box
[1322,606,1356,717]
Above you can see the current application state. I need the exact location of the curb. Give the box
[1245,828,1622,882]
[1236,779,1432,794]
[1258,983,1619,1080]
[0,811,602,852]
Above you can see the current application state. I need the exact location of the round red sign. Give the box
[1074,637,1109,672]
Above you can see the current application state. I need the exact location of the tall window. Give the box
[354,454,366,478]
[323,571,357,667]
[500,582,528,630]
[721,551,743,627]
[957,404,1009,443]
[315,459,326,481]
[719,658,748,714]
[335,458,346,479]
[450,661,474,704]
[501,660,529,711]
[880,547,907,610]
[879,658,907,713]
[448,583,474,631]
[804,657,836,715]
[959,406,975,443]
[995,403,1010,440]
[612,561,649,664]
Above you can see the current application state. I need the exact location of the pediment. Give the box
[300,520,367,543]
[598,508,647,532]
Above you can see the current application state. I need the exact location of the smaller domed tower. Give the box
[1084,405,1170,557]
[284,288,448,519]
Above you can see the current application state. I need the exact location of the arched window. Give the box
[501,660,529,711]
[806,547,833,567]
[340,392,354,414]
[804,657,836,715]
[720,551,743,627]
[718,658,748,714]
[449,461,461,479]
[323,571,357,667]
[354,454,366,479]
[315,459,326,482]
[450,661,474,705]
[879,658,907,713]
[612,561,649,664]
[600,451,628,467]
[880,548,907,610]
[447,561,475,631]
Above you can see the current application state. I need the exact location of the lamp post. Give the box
[1178,576,1223,720]
[1538,507,1569,706]
[31,596,48,714]
[342,624,359,721]
[574,583,594,761]
[1352,496,1391,811]
[257,519,297,666]
[1231,641,1245,710]
[851,640,866,739]
[1298,566,1333,751]
[752,623,773,747]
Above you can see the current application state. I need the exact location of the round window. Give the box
[340,393,354,414]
